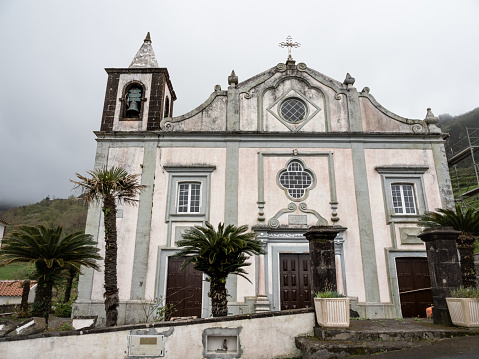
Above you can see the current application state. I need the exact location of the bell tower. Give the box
[100,32,176,132]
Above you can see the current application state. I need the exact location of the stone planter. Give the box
[314,297,350,328]
[446,298,479,327]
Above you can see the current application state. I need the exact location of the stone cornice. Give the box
[94,130,446,144]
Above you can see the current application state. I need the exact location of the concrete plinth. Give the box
[304,226,342,295]
[418,226,462,326]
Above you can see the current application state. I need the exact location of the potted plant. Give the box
[314,290,350,328]
[446,287,479,327]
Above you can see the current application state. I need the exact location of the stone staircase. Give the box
[295,318,479,359]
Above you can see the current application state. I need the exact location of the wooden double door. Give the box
[166,257,203,318]
[396,257,433,318]
[280,253,312,310]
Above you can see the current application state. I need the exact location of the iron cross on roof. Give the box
[279,35,301,61]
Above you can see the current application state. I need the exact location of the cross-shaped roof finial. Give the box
[279,35,301,61]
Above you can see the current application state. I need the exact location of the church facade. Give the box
[74,34,454,325]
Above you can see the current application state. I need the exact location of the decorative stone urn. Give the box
[446,298,479,327]
[314,297,350,329]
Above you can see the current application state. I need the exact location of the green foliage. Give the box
[419,204,479,236]
[54,302,73,317]
[174,222,265,282]
[439,108,479,155]
[0,225,102,321]
[71,166,147,206]
[439,108,479,210]
[450,287,479,299]
[174,222,264,317]
[0,226,101,276]
[0,262,35,280]
[72,166,147,327]
[0,196,88,238]
[314,290,345,298]
[140,297,176,323]
[449,167,479,210]
[58,322,73,331]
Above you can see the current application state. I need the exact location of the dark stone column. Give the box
[304,226,342,295]
[418,226,463,326]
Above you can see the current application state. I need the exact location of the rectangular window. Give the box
[178,183,201,213]
[391,184,416,214]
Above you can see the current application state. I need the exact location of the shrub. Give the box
[54,302,72,317]
[450,287,479,299]
[58,322,73,331]
[315,290,345,298]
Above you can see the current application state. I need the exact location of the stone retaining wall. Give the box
[0,308,314,359]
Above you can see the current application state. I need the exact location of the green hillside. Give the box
[0,196,88,237]
[438,107,479,209]
[0,197,88,280]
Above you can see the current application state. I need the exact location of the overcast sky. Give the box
[0,0,478,209]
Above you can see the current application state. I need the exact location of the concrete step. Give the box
[296,319,479,358]
[314,319,479,342]
[295,337,419,359]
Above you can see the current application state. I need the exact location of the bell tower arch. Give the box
[100,32,176,132]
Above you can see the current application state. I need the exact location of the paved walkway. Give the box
[353,335,479,359]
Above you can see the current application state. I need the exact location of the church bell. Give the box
[126,100,140,116]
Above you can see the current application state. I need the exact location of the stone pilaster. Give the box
[418,226,462,326]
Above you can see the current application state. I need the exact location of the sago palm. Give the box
[174,222,264,317]
[0,225,101,323]
[420,204,479,287]
[71,166,146,326]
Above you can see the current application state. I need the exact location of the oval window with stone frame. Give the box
[280,97,307,124]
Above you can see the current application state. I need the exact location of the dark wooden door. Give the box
[280,254,311,310]
[396,257,433,318]
[166,257,202,318]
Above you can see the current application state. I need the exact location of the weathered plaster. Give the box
[351,142,381,303]
[130,140,158,300]
[76,141,110,303]
[0,310,314,359]
[113,73,153,132]
[89,147,144,302]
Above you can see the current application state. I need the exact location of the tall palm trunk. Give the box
[210,278,228,317]
[32,275,54,324]
[457,233,476,287]
[63,268,76,303]
[103,195,119,326]
[20,280,31,315]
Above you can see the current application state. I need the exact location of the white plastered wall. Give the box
[364,148,443,303]
[90,147,143,301]
[360,97,414,133]
[236,147,367,303]
[331,148,366,302]
[145,147,227,300]
[238,72,349,132]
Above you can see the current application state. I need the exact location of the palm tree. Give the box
[0,225,101,323]
[420,204,479,287]
[63,267,77,303]
[173,222,265,317]
[71,166,147,326]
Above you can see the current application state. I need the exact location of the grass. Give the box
[0,263,35,280]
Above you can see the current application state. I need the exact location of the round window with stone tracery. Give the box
[278,160,314,200]
[280,98,307,123]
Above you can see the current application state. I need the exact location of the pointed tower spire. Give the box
[129,32,159,68]
[144,32,151,42]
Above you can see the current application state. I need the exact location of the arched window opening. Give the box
[121,82,145,120]
[125,85,142,118]
[164,96,170,118]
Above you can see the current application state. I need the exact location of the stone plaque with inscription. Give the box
[288,215,307,225]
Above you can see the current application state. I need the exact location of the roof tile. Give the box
[0,280,36,297]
